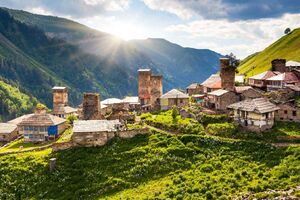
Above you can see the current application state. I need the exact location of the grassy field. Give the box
[0,132,299,199]
[238,28,300,77]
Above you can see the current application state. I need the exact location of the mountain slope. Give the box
[0,79,38,121]
[0,9,136,111]
[5,7,222,88]
[238,28,300,77]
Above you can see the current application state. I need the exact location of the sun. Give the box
[109,22,145,41]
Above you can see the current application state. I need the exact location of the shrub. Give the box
[66,114,78,125]
[199,114,229,125]
[206,123,237,137]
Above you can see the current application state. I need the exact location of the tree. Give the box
[284,28,291,35]
[66,114,78,125]
[172,106,179,122]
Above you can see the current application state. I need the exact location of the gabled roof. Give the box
[53,105,77,115]
[18,113,66,126]
[235,86,253,93]
[123,96,140,104]
[249,71,280,80]
[187,83,200,89]
[286,60,300,67]
[0,123,17,134]
[160,89,189,99]
[201,74,221,88]
[8,114,34,125]
[73,120,121,133]
[208,89,229,96]
[101,98,123,105]
[267,72,300,83]
[227,98,279,113]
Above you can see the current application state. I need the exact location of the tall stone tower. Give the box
[150,75,163,106]
[220,58,236,92]
[81,93,102,120]
[272,59,286,73]
[52,86,68,110]
[138,69,152,105]
[138,69,163,109]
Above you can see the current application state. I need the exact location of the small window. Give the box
[293,111,297,116]
[280,118,283,120]
[284,110,288,114]
[275,110,278,113]
[251,121,254,125]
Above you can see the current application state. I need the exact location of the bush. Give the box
[199,114,229,125]
[206,123,237,137]
[66,114,78,125]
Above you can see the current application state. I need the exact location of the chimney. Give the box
[271,59,286,73]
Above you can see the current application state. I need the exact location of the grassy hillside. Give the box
[238,28,300,77]
[0,79,38,121]
[0,133,299,199]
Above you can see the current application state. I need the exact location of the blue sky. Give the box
[1,0,300,58]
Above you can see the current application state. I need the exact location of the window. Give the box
[284,110,288,114]
[265,113,269,119]
[180,99,183,103]
[251,121,254,125]
[293,111,297,116]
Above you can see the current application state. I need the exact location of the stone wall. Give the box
[52,141,75,152]
[116,128,149,139]
[275,104,300,122]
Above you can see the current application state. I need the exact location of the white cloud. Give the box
[166,13,300,58]
[143,0,226,20]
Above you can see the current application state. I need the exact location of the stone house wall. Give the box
[275,104,300,122]
[215,92,238,110]
[239,89,262,100]
[0,129,18,142]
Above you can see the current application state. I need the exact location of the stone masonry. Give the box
[81,93,103,120]
[220,58,235,92]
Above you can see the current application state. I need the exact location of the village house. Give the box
[122,96,141,111]
[275,102,300,122]
[186,83,202,96]
[160,89,189,110]
[72,120,123,147]
[205,89,238,111]
[266,72,300,91]
[52,86,77,118]
[235,86,262,100]
[138,69,163,111]
[17,107,66,142]
[201,74,222,94]
[248,71,280,89]
[0,123,18,142]
[227,98,279,132]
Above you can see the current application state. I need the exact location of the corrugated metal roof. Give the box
[249,71,280,80]
[286,60,300,67]
[123,96,140,104]
[208,89,229,96]
[201,74,221,87]
[0,123,17,134]
[187,83,199,89]
[267,72,300,83]
[101,98,123,105]
[227,98,279,113]
[73,120,121,133]
[160,89,189,99]
[138,69,151,72]
[235,86,252,93]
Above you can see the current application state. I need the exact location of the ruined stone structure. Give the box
[81,93,103,120]
[275,103,300,122]
[220,58,236,92]
[138,69,163,110]
[272,59,286,73]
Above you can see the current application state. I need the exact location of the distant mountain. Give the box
[5,7,222,89]
[0,9,135,109]
[238,28,300,77]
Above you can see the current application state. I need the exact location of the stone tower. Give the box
[138,69,163,109]
[81,93,103,120]
[220,58,236,92]
[272,59,286,73]
[52,86,68,110]
[138,69,152,105]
